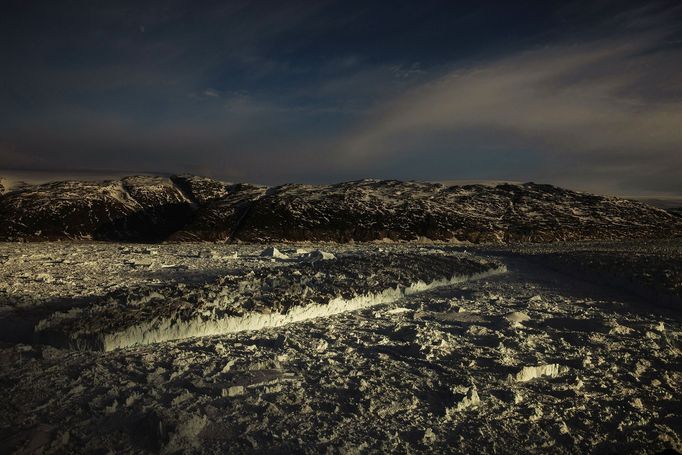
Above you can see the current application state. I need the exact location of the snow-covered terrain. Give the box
[1,175,679,243]
[0,241,680,453]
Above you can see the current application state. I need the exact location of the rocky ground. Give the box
[0,241,680,454]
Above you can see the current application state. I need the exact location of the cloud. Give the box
[333,31,682,194]
[1,1,680,195]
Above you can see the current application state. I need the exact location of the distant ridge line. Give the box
[0,174,680,243]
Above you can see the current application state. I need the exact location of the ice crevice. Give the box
[101,265,507,351]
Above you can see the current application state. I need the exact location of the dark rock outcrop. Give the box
[168,183,267,241]
[169,174,233,205]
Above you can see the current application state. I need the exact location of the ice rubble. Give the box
[299,249,336,263]
[2,242,682,453]
[259,246,289,259]
[100,265,506,351]
[504,311,530,327]
[32,251,506,351]
[446,386,481,415]
[510,364,568,383]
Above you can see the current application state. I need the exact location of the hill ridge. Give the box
[0,175,678,243]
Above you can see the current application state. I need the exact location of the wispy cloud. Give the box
[203,88,220,98]
[333,31,682,194]
[1,1,681,195]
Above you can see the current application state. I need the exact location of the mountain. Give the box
[0,176,193,241]
[0,175,679,243]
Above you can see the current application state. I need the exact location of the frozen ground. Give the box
[482,240,682,304]
[0,242,680,454]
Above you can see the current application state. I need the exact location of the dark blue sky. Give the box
[1,1,681,195]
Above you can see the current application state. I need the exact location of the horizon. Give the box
[2,167,682,204]
[2,1,681,196]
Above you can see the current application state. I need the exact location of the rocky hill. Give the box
[0,176,193,241]
[0,175,679,243]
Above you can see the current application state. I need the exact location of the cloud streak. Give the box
[1,1,681,195]
[334,32,682,193]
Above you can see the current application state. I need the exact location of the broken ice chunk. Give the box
[456,387,480,411]
[509,364,567,383]
[259,246,289,259]
[504,311,530,327]
[300,249,336,263]
[222,385,245,397]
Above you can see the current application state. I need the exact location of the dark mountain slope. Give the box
[0,176,193,241]
[0,176,679,243]
[227,180,679,243]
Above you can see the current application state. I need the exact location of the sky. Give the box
[1,0,681,196]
